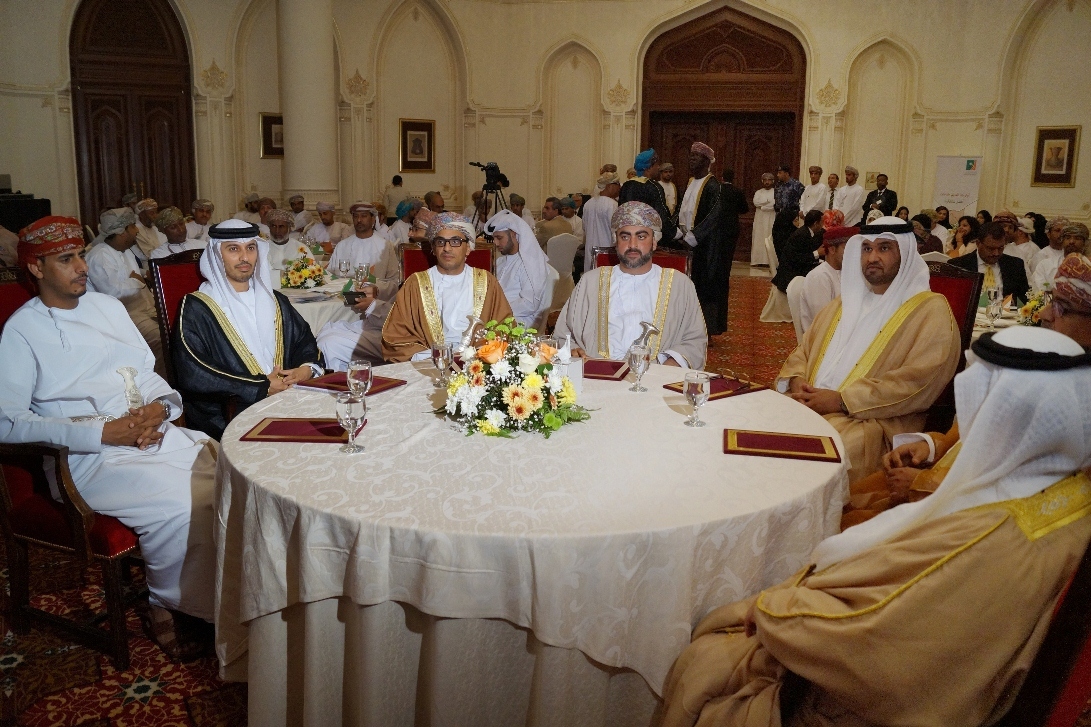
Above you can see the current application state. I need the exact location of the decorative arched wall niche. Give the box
[641,5,806,258]
[374,1,464,206]
[543,43,602,198]
[842,40,914,197]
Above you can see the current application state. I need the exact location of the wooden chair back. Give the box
[147,249,205,384]
[594,249,692,276]
[927,259,983,353]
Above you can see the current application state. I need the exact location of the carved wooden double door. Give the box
[70,0,196,226]
[649,112,797,256]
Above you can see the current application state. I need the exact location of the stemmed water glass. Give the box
[337,259,351,279]
[335,392,366,454]
[354,264,371,290]
[347,359,372,396]
[985,285,1002,331]
[431,343,453,386]
[684,371,710,428]
[627,344,651,392]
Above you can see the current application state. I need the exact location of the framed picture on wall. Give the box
[1031,126,1080,187]
[399,118,435,173]
[260,113,284,159]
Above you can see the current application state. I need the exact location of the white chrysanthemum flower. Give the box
[484,409,506,429]
[546,374,563,394]
[517,353,538,374]
[459,344,476,361]
[445,395,460,415]
[491,359,512,379]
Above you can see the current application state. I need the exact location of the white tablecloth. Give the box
[278,279,358,338]
[215,363,848,726]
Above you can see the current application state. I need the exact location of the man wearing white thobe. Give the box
[582,173,621,272]
[751,173,776,266]
[233,193,262,225]
[151,207,207,259]
[555,202,707,369]
[509,194,537,228]
[798,225,855,333]
[286,194,312,233]
[486,210,553,329]
[86,208,163,368]
[388,199,421,247]
[186,199,214,242]
[659,163,678,216]
[134,198,166,261]
[264,209,314,272]
[303,201,352,247]
[0,216,216,645]
[834,166,866,226]
[1029,216,1069,287]
[316,203,402,368]
[799,165,827,217]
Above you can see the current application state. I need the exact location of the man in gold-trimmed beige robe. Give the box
[381,213,512,363]
[776,219,960,483]
[554,201,707,369]
[663,326,1091,727]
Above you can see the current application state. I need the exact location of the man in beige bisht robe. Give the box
[554,201,708,369]
[662,325,1091,727]
[776,217,960,483]
[381,213,512,363]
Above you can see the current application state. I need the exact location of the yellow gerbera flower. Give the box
[522,372,544,391]
[508,399,532,420]
[524,387,544,411]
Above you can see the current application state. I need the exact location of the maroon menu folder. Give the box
[297,372,407,395]
[239,418,362,443]
[663,376,766,401]
[723,429,841,463]
[582,359,630,380]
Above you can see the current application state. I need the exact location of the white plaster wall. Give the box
[2,0,1089,226]
[235,0,282,203]
[544,46,601,199]
[842,41,912,198]
[1000,0,1091,220]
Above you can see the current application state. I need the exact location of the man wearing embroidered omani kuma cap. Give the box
[381,212,512,363]
[553,201,707,369]
[0,216,218,660]
[151,206,206,259]
[662,324,1091,727]
[171,219,322,440]
[775,216,960,483]
[303,201,352,247]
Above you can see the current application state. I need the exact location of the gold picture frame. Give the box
[1031,125,1080,187]
[260,113,284,159]
[399,118,435,173]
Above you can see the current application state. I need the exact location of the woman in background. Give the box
[895,206,910,221]
[950,215,980,257]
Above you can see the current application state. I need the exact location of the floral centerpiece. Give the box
[1019,290,1049,326]
[281,257,326,289]
[441,318,589,438]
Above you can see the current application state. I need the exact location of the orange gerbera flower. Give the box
[524,388,544,411]
[509,400,531,420]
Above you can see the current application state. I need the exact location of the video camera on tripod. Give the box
[469,161,509,191]
[468,162,510,226]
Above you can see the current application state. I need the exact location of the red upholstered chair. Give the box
[401,245,431,281]
[924,260,984,432]
[467,245,494,273]
[0,444,142,670]
[401,243,493,282]
[593,249,692,276]
[927,260,983,352]
[0,266,33,332]
[994,535,1091,727]
[147,249,205,386]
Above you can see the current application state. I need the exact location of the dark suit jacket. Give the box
[862,188,898,217]
[948,251,1030,304]
[771,225,821,293]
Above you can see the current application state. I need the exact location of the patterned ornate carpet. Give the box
[1,274,1087,726]
[0,543,245,726]
[706,276,798,384]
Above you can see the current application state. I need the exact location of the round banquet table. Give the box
[214,362,849,727]
[277,279,358,338]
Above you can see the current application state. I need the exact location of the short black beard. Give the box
[619,249,654,270]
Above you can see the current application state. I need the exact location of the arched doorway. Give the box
[70,0,196,225]
[642,8,806,259]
